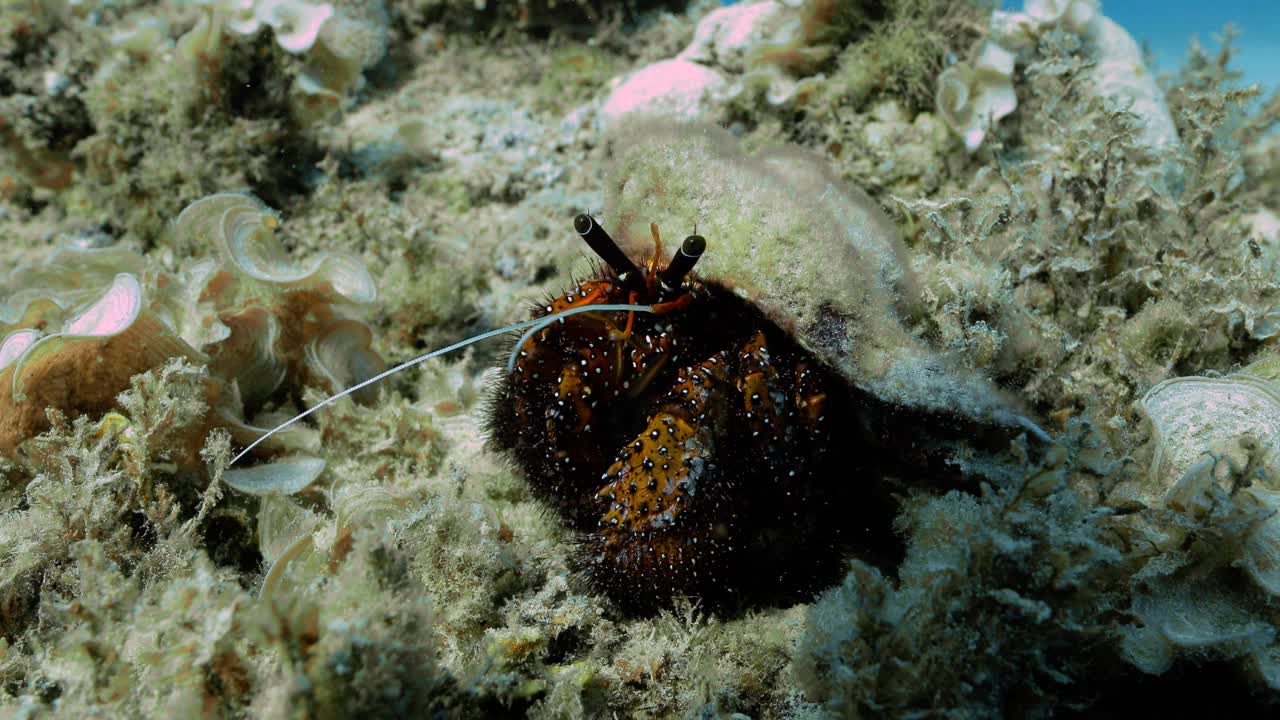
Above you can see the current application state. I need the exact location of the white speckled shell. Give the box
[1140,373,1280,494]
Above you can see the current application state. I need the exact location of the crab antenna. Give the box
[229,301,658,467]
[659,234,706,290]
[574,213,644,289]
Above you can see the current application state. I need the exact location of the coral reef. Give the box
[795,436,1131,716]
[1,0,1279,717]
[936,41,1016,152]
[223,0,391,122]
[0,191,383,465]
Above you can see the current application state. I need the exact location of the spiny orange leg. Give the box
[592,353,732,595]
[567,284,607,309]
[793,362,828,430]
[519,284,611,359]
[545,363,595,459]
[736,332,784,441]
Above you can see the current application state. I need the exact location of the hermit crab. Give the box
[229,123,1039,614]
[489,214,892,611]
[481,122,1039,609]
[487,217,1033,612]
[485,122,1040,613]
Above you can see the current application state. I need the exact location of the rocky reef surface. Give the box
[1,0,1279,717]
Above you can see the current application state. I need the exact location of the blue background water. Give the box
[1004,0,1279,90]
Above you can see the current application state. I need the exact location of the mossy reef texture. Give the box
[2,0,1280,718]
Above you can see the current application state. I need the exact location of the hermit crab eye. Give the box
[574,213,644,289]
[659,234,706,291]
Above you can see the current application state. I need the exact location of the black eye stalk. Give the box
[575,213,645,290]
[574,213,706,292]
[660,234,705,291]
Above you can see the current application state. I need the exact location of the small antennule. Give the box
[574,214,644,289]
[659,234,706,290]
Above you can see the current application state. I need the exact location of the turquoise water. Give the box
[1006,0,1279,89]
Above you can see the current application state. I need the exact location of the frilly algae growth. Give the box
[2,0,1280,717]
[0,192,384,462]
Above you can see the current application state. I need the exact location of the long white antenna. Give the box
[505,303,654,373]
[230,302,655,466]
